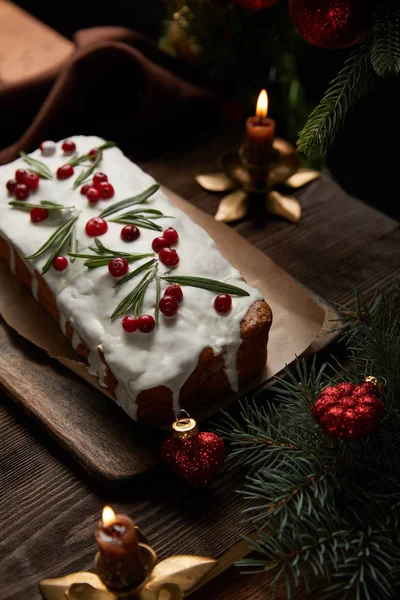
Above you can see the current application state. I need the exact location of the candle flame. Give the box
[256,89,268,119]
[102,506,116,527]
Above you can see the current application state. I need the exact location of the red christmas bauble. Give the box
[312,380,384,440]
[161,416,226,487]
[235,0,280,10]
[289,0,368,50]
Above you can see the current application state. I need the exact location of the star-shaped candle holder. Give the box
[195,139,320,224]
[40,525,217,600]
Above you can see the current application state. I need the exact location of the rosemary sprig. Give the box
[112,258,157,289]
[88,237,129,257]
[68,252,153,269]
[9,200,75,211]
[99,184,159,218]
[72,148,102,189]
[41,223,77,275]
[155,273,161,326]
[20,152,53,180]
[111,268,157,319]
[69,224,77,263]
[68,141,117,166]
[109,215,163,231]
[160,275,250,296]
[25,213,79,260]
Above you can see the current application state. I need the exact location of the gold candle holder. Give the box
[40,525,217,600]
[195,138,320,224]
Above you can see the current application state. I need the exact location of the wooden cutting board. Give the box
[0,281,338,484]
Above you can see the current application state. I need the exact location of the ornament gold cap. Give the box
[364,376,384,395]
[172,410,199,439]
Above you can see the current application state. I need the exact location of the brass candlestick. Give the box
[195,138,320,224]
[40,525,217,600]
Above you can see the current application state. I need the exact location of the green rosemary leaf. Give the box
[125,208,165,216]
[112,258,157,289]
[68,141,117,166]
[155,273,161,326]
[98,141,117,151]
[20,152,54,179]
[135,270,156,318]
[160,275,250,296]
[91,237,131,257]
[41,221,76,274]
[80,253,153,269]
[8,201,74,211]
[68,253,117,260]
[25,213,79,259]
[72,149,102,189]
[111,269,154,319]
[109,216,163,231]
[69,224,77,263]
[99,184,159,218]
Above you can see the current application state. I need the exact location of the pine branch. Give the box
[216,283,400,599]
[297,39,375,158]
[371,3,400,76]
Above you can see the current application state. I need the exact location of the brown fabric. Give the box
[0,27,216,164]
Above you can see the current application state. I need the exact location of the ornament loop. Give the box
[175,409,191,424]
[172,410,199,439]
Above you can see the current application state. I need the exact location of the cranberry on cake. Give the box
[0,136,272,425]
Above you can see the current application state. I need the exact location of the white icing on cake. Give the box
[0,136,263,421]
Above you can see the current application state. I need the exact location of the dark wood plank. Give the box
[1,128,399,600]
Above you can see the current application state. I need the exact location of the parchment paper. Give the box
[0,188,325,412]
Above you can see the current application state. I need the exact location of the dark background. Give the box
[13,0,400,220]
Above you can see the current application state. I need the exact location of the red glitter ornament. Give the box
[312,378,384,440]
[161,411,226,487]
[289,0,368,49]
[235,0,280,10]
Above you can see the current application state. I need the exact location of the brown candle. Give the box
[95,506,147,591]
[244,90,276,166]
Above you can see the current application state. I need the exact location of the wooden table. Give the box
[1,126,399,600]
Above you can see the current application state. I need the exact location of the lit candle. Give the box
[95,506,147,591]
[244,90,276,166]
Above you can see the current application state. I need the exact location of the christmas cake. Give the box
[0,136,272,424]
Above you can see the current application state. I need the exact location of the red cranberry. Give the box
[108,257,129,278]
[23,172,40,190]
[121,316,138,333]
[137,314,155,333]
[80,184,91,195]
[159,295,179,317]
[88,148,99,161]
[163,227,179,245]
[152,236,169,253]
[121,225,140,242]
[85,217,108,237]
[15,168,27,183]
[159,247,179,267]
[62,139,76,154]
[97,181,114,199]
[6,179,17,194]
[86,187,100,203]
[57,164,74,180]
[214,294,232,313]
[30,207,49,222]
[14,183,30,200]
[164,284,183,303]
[93,172,108,187]
[53,256,68,271]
